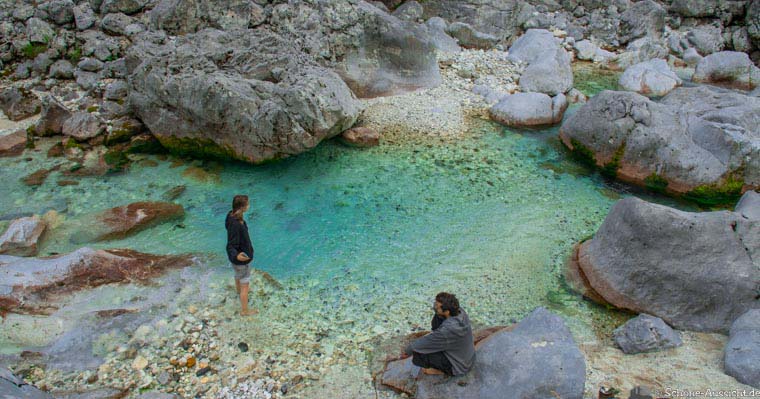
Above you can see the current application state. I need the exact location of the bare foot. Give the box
[240,309,259,316]
[422,368,445,375]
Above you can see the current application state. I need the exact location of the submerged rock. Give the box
[0,366,53,398]
[724,309,760,388]
[566,194,760,333]
[489,92,567,127]
[71,201,184,243]
[0,130,27,157]
[0,247,195,315]
[613,314,682,354]
[127,28,361,164]
[559,87,759,202]
[0,216,47,257]
[619,59,681,97]
[381,307,585,399]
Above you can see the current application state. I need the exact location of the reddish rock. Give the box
[72,201,185,243]
[34,94,72,136]
[0,216,47,256]
[0,247,195,315]
[21,165,60,186]
[339,127,380,148]
[0,130,27,157]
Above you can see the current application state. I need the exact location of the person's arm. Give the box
[405,325,452,355]
[226,223,246,261]
[432,314,445,331]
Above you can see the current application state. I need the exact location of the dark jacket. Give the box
[405,309,476,375]
[225,212,253,265]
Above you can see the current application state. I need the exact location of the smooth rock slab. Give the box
[381,307,585,399]
[0,216,47,257]
[489,92,567,127]
[613,314,682,354]
[0,247,195,315]
[724,309,760,388]
[71,201,184,243]
[567,195,760,333]
[693,51,760,90]
[619,59,681,97]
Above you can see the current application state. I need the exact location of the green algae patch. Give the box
[103,147,130,172]
[600,142,625,179]
[573,63,621,97]
[568,138,597,168]
[156,136,240,162]
[683,176,744,206]
[644,173,669,194]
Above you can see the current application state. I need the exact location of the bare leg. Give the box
[235,278,241,295]
[239,283,258,316]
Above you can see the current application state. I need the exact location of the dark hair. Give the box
[231,195,249,221]
[435,292,460,316]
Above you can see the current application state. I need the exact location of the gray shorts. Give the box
[232,263,251,283]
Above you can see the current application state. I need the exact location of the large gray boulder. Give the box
[749,1,760,49]
[507,29,559,64]
[100,0,148,15]
[566,194,760,333]
[724,309,760,388]
[559,87,760,201]
[445,22,499,49]
[693,51,760,90]
[686,24,725,55]
[613,314,683,354]
[34,94,72,136]
[73,3,96,30]
[489,92,567,127]
[149,0,265,34]
[618,59,681,97]
[618,0,666,44]
[671,0,746,19]
[424,17,461,53]
[0,367,54,398]
[381,307,585,399]
[508,30,572,95]
[62,112,105,141]
[420,0,536,44]
[127,28,361,163]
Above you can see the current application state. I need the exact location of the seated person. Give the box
[405,292,475,376]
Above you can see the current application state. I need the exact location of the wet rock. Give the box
[724,309,760,388]
[48,59,75,79]
[382,307,585,399]
[0,130,27,157]
[71,201,184,243]
[613,314,683,354]
[0,215,47,257]
[425,17,461,53]
[559,87,760,197]
[127,28,361,164]
[445,22,499,49]
[0,247,195,315]
[101,0,148,15]
[693,51,760,90]
[566,195,760,333]
[162,186,186,201]
[339,127,380,148]
[0,366,54,398]
[22,166,58,186]
[489,92,567,127]
[238,342,249,352]
[73,2,97,30]
[0,87,41,121]
[62,112,105,140]
[0,199,68,221]
[619,59,681,97]
[34,94,72,136]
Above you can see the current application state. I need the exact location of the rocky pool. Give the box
[0,71,713,398]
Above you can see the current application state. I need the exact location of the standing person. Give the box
[405,292,475,376]
[226,195,257,316]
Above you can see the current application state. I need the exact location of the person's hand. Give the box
[236,252,250,262]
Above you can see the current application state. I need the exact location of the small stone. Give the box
[238,342,249,353]
[156,370,171,385]
[196,366,211,377]
[186,356,196,368]
[132,355,148,370]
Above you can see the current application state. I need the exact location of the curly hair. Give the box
[435,292,461,316]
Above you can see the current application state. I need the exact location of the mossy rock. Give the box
[103,148,130,172]
[644,173,669,194]
[600,143,625,179]
[156,135,240,162]
[682,177,745,206]
[568,138,597,168]
[64,137,82,150]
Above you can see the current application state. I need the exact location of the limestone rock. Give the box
[566,196,760,333]
[489,92,567,127]
[0,247,195,315]
[100,12,134,36]
[445,22,499,49]
[519,47,573,95]
[392,0,423,22]
[618,0,666,44]
[34,94,72,136]
[62,112,105,140]
[0,87,41,121]
[48,59,75,79]
[339,127,380,148]
[73,2,97,30]
[0,216,47,257]
[26,18,55,43]
[613,314,683,354]
[127,28,361,163]
[425,17,461,53]
[0,366,54,398]
[724,309,760,388]
[619,59,681,97]
[559,87,760,199]
[71,201,185,243]
[686,24,725,55]
[0,130,27,157]
[100,0,148,15]
[693,51,760,90]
